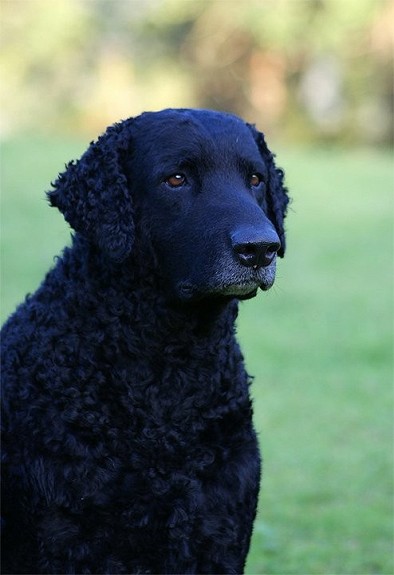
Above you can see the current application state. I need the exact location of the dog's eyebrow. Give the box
[237,156,267,175]
[154,152,212,178]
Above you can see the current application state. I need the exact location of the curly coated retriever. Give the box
[1,109,289,574]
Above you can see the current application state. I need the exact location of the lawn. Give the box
[1,136,393,574]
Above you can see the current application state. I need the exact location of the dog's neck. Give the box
[57,236,240,348]
[37,237,250,427]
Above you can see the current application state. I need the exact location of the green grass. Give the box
[1,137,393,574]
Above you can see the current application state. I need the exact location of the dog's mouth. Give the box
[176,263,276,302]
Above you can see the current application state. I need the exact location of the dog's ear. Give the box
[48,119,135,262]
[248,124,290,257]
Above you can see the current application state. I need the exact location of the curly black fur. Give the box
[1,109,289,574]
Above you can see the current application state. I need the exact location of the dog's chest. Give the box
[67,350,253,491]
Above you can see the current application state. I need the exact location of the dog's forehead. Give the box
[131,109,260,165]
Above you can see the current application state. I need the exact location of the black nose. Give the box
[231,229,281,268]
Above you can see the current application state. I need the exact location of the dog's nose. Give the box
[231,229,281,268]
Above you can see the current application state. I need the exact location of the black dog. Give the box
[1,109,289,574]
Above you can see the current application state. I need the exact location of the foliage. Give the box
[0,0,393,143]
[1,137,393,573]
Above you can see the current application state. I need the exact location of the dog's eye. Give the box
[165,174,187,188]
[250,174,262,187]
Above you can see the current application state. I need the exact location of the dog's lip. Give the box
[219,264,276,295]
[177,282,197,299]
[219,280,260,297]
[175,253,278,301]
[177,275,273,301]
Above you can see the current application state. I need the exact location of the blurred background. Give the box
[1,1,393,573]
[1,0,393,143]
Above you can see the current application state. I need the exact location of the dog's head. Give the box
[49,109,289,301]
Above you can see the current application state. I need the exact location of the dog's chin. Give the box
[175,266,276,303]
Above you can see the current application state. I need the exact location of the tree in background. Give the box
[1,0,392,144]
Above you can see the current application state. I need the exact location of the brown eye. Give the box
[250,174,262,187]
[166,174,186,188]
